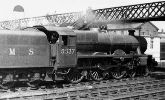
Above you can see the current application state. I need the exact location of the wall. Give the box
[107,30,140,36]
[144,36,160,62]
[140,22,158,36]
[107,22,158,36]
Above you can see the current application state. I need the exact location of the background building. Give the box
[107,22,159,36]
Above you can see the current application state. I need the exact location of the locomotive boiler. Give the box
[75,30,147,54]
[0,25,157,89]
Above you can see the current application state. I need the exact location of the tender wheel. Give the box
[111,68,126,79]
[0,74,15,89]
[0,82,15,89]
[90,69,104,81]
[27,73,42,88]
[27,80,42,88]
[66,69,84,83]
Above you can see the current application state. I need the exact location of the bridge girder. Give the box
[93,1,165,22]
[0,1,165,30]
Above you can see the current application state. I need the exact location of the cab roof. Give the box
[33,25,76,36]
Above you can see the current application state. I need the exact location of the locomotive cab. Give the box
[33,26,77,69]
[55,33,77,68]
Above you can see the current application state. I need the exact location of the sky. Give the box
[0,0,165,31]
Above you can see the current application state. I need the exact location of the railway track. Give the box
[0,77,165,100]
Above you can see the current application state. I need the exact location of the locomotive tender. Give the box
[0,25,157,89]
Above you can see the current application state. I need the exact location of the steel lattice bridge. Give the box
[0,1,165,30]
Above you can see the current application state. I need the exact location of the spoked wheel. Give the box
[90,69,104,81]
[27,80,42,88]
[27,73,42,88]
[111,68,126,79]
[66,69,84,83]
[0,82,15,89]
[141,66,150,77]
[0,74,15,89]
[127,69,136,78]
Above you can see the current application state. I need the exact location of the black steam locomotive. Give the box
[0,25,157,89]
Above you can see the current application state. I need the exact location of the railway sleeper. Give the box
[0,77,164,100]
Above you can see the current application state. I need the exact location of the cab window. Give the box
[62,36,68,45]
[62,35,76,46]
[68,36,76,46]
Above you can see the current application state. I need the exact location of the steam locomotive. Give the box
[0,25,157,89]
